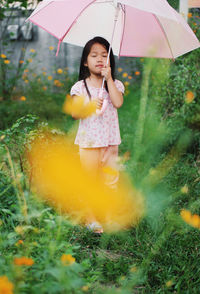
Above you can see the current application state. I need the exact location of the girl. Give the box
[70,36,124,233]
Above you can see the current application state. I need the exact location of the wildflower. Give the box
[188,12,192,18]
[15,240,24,246]
[0,135,5,141]
[42,72,46,76]
[0,54,6,58]
[54,79,62,87]
[20,96,26,101]
[180,185,188,194]
[19,60,24,64]
[57,68,63,74]
[49,46,54,51]
[48,75,53,80]
[0,275,14,294]
[24,80,29,84]
[124,81,130,86]
[32,73,37,78]
[193,29,197,33]
[130,266,137,273]
[180,209,200,229]
[30,48,35,53]
[135,71,140,75]
[24,69,29,73]
[15,226,24,235]
[43,86,47,91]
[122,72,128,78]
[166,280,173,287]
[28,58,32,63]
[185,91,195,103]
[63,95,96,118]
[61,254,75,265]
[118,67,123,72]
[82,285,89,292]
[32,242,38,246]
[128,75,132,80]
[4,60,10,64]
[14,257,34,266]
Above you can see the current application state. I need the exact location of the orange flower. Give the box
[185,91,195,103]
[20,96,26,101]
[30,48,35,53]
[118,67,123,72]
[122,72,128,78]
[128,76,132,80]
[54,79,62,87]
[4,60,10,64]
[14,257,34,266]
[28,58,32,63]
[188,12,192,18]
[180,209,200,229]
[19,60,24,64]
[16,240,24,246]
[49,46,54,51]
[0,276,14,294]
[0,54,6,59]
[24,69,29,73]
[43,86,47,91]
[61,254,75,265]
[48,75,53,80]
[135,71,140,76]
[57,68,63,74]
[180,209,192,224]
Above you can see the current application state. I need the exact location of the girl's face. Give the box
[84,43,110,76]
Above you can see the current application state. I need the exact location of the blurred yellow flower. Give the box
[82,285,89,292]
[42,72,46,76]
[43,86,47,91]
[124,81,130,86]
[61,254,75,265]
[48,75,53,80]
[166,280,173,287]
[63,95,96,119]
[180,209,200,229]
[180,185,188,194]
[122,72,128,78]
[0,135,5,141]
[32,73,37,78]
[57,68,63,74]
[4,60,10,64]
[188,12,192,18]
[185,91,195,103]
[130,266,137,273]
[49,46,54,51]
[0,54,6,59]
[16,240,24,246]
[128,76,132,80]
[0,275,14,294]
[24,80,29,84]
[54,79,62,87]
[14,257,34,266]
[15,226,24,235]
[118,67,123,72]
[30,48,35,53]
[19,60,24,64]
[20,96,26,101]
[24,69,29,73]
[135,71,140,76]
[28,58,33,63]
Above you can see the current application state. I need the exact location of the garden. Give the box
[0,0,200,293]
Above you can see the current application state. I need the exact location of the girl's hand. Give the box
[101,65,112,81]
[94,97,103,109]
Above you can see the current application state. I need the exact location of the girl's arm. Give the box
[101,65,123,108]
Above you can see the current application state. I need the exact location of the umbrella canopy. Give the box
[26,0,200,59]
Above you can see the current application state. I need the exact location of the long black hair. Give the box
[78,36,115,98]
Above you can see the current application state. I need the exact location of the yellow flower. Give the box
[0,135,5,141]
[185,91,195,103]
[0,54,6,59]
[43,86,47,91]
[24,69,29,73]
[135,71,140,76]
[124,81,130,86]
[43,72,46,76]
[57,68,63,74]
[180,209,192,224]
[166,280,173,287]
[188,12,192,18]
[191,214,200,228]
[63,95,96,119]
[30,48,35,53]
[15,240,24,246]
[48,75,53,80]
[122,72,128,78]
[0,276,14,294]
[4,60,10,64]
[28,58,32,63]
[24,80,29,84]
[14,257,34,266]
[54,79,62,87]
[118,67,123,72]
[82,285,89,292]
[32,73,37,78]
[19,60,24,64]
[130,266,137,273]
[61,254,75,265]
[180,185,188,194]
[180,209,200,229]
[20,96,26,101]
[15,226,24,235]
[49,46,54,51]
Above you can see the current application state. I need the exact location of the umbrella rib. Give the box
[118,4,126,57]
[153,14,175,61]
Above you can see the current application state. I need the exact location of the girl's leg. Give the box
[100,145,119,189]
[79,147,100,176]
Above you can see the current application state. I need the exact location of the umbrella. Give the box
[26,0,199,59]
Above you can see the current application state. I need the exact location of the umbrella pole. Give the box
[100,4,120,96]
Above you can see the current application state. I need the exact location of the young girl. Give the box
[70,36,124,233]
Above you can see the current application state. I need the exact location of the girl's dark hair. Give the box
[78,36,115,98]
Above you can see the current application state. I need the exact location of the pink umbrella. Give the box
[26,0,200,59]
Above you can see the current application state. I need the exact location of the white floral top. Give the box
[70,79,124,148]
